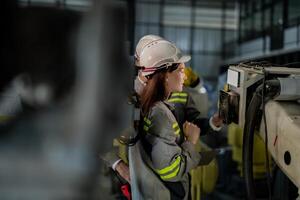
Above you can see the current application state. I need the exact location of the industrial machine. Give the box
[219,62,300,199]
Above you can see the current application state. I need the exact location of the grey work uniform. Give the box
[140,101,201,200]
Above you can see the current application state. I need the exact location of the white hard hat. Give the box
[139,39,191,76]
[135,35,163,66]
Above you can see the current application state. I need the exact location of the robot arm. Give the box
[219,63,300,199]
[260,100,300,190]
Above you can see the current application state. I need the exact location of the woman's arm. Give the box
[146,104,201,182]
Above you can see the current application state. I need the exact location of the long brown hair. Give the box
[140,63,179,114]
[140,70,168,114]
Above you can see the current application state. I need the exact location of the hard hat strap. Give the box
[142,63,174,73]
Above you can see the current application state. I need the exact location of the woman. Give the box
[138,39,201,200]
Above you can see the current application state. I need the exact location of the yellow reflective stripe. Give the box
[144,117,151,125]
[172,123,179,129]
[143,125,149,131]
[168,92,187,103]
[171,92,187,97]
[174,129,180,136]
[168,98,187,103]
[160,166,180,180]
[156,156,181,175]
[172,122,180,136]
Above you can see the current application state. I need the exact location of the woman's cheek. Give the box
[180,73,185,83]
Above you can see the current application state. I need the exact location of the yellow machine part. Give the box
[190,141,218,200]
[228,123,272,179]
[113,139,128,164]
[184,67,199,87]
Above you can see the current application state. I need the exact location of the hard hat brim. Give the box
[177,55,191,63]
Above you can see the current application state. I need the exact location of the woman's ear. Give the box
[165,73,169,84]
[164,74,169,92]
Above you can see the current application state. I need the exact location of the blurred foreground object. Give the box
[0,1,131,199]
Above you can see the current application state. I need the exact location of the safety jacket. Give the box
[101,90,220,199]
[102,87,217,167]
[138,101,201,200]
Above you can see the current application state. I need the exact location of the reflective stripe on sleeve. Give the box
[156,156,181,180]
[156,156,181,174]
[160,166,180,180]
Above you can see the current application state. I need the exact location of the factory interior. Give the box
[1,0,300,199]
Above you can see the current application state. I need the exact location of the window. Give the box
[288,0,300,24]
[272,2,283,27]
[254,11,262,34]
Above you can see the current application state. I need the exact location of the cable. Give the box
[262,70,273,200]
[243,73,279,200]
[282,62,300,68]
[243,87,262,200]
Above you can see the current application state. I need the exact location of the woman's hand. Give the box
[183,121,200,145]
[115,160,130,183]
[211,113,224,127]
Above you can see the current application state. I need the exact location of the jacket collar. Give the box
[162,100,175,111]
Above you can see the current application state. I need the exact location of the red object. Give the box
[121,184,131,200]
